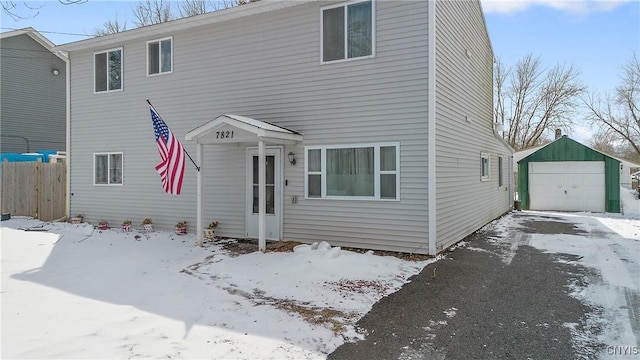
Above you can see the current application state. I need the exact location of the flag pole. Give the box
[146,99,200,172]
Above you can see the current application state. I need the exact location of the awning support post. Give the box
[258,139,266,252]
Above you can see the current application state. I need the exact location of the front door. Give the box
[246,148,282,240]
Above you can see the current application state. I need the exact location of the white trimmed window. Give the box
[481,152,490,181]
[321,0,374,63]
[498,155,504,187]
[305,143,399,200]
[94,48,122,92]
[147,37,172,75]
[94,152,123,185]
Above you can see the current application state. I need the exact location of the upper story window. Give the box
[322,0,374,63]
[481,152,490,181]
[147,37,172,75]
[305,143,399,200]
[94,152,123,185]
[94,48,122,93]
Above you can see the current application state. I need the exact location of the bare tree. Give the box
[619,142,640,162]
[2,0,85,20]
[179,0,209,17]
[95,15,128,36]
[178,0,259,16]
[2,1,44,20]
[494,54,585,151]
[589,128,619,155]
[95,0,260,37]
[493,56,508,131]
[584,54,640,159]
[133,0,173,27]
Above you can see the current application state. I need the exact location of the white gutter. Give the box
[428,0,437,256]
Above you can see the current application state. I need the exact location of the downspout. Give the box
[58,50,71,218]
[427,0,437,255]
[509,155,514,209]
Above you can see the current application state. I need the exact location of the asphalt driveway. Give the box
[329,211,640,360]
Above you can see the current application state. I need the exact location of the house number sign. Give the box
[216,131,234,139]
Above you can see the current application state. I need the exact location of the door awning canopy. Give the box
[185,114,303,145]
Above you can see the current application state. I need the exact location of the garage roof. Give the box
[517,135,620,164]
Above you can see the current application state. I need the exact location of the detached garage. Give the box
[518,136,620,213]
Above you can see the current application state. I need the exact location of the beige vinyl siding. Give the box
[434,1,511,251]
[1,34,66,153]
[68,1,432,253]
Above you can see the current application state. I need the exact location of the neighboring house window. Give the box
[147,37,172,75]
[498,156,504,187]
[94,48,122,92]
[94,152,123,185]
[305,143,399,200]
[481,152,490,181]
[322,0,374,63]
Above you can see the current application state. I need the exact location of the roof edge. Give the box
[518,135,622,164]
[1,27,68,61]
[493,130,514,153]
[55,0,316,52]
[1,27,54,48]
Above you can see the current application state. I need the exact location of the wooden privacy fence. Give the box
[1,159,66,221]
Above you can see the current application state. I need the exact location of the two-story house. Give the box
[55,0,512,255]
[1,27,67,153]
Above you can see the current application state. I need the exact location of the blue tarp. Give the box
[0,150,57,163]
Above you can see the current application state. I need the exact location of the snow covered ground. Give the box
[1,218,433,359]
[1,187,638,358]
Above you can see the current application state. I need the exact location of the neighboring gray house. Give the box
[0,27,67,153]
[618,158,640,189]
[56,0,512,255]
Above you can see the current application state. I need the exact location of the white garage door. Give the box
[529,161,605,212]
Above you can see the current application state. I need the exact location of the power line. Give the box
[1,27,93,38]
[1,46,55,53]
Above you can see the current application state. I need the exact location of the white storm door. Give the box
[529,161,605,212]
[246,148,282,240]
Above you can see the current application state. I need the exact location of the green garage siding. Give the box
[517,136,620,213]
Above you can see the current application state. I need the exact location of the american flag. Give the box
[150,106,185,195]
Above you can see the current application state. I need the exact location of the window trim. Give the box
[320,0,376,64]
[304,142,400,201]
[146,36,173,76]
[498,155,504,187]
[93,152,124,186]
[93,47,123,94]
[481,152,490,182]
